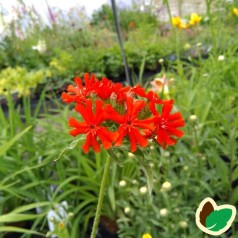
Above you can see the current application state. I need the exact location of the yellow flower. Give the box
[142,233,152,238]
[172,16,182,27]
[172,16,189,29]
[232,7,238,16]
[59,222,65,230]
[189,13,202,26]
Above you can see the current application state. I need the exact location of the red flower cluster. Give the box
[62,73,185,153]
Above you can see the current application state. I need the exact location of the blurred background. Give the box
[0,0,238,238]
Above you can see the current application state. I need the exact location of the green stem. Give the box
[90,156,112,238]
[164,0,184,78]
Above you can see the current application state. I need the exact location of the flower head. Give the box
[160,181,172,192]
[142,233,152,238]
[68,100,117,153]
[189,13,202,26]
[119,180,127,187]
[160,208,168,217]
[172,16,188,29]
[107,97,154,152]
[32,40,46,53]
[139,186,148,194]
[62,73,99,104]
[218,55,225,61]
[150,74,174,95]
[124,207,131,214]
[63,73,185,153]
[232,7,238,16]
[179,221,188,228]
[189,115,197,121]
[151,103,185,149]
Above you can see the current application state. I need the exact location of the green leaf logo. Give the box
[195,197,236,236]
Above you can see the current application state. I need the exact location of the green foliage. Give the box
[0,67,45,96]
[0,0,238,237]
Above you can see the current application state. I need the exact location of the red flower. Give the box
[152,103,185,149]
[62,73,99,104]
[62,74,130,104]
[96,78,130,102]
[107,97,154,152]
[68,100,118,153]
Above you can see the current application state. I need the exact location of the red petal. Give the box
[68,118,89,134]
[62,92,75,103]
[114,126,127,146]
[167,127,184,137]
[97,127,118,149]
[168,112,184,121]
[69,128,81,137]
[133,117,155,130]
[162,103,173,116]
[82,133,92,153]
[131,100,146,118]
[67,85,79,94]
[167,119,185,128]
[94,100,105,124]
[91,135,101,152]
[131,127,148,149]
[75,100,93,124]
[128,129,137,152]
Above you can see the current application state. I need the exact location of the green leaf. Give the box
[206,208,233,231]
[55,137,84,161]
[0,126,32,156]
[0,226,45,237]
[107,148,123,167]
[229,187,238,204]
[142,164,153,195]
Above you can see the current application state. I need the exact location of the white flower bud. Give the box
[196,42,202,47]
[160,181,172,192]
[128,152,135,158]
[119,180,127,187]
[139,186,148,194]
[159,208,168,217]
[159,58,164,63]
[183,165,189,171]
[179,221,188,228]
[189,115,197,121]
[124,207,131,214]
[218,55,225,61]
[132,179,138,184]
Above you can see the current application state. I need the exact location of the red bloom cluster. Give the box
[62,73,185,153]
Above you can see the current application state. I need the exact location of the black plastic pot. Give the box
[87,216,118,238]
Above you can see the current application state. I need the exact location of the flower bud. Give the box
[159,58,164,63]
[160,181,172,192]
[189,115,197,121]
[124,207,131,214]
[183,165,189,171]
[139,186,148,194]
[128,152,135,158]
[179,221,188,228]
[160,208,168,217]
[218,55,225,61]
[119,180,127,187]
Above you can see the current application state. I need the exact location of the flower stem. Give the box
[90,156,112,238]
